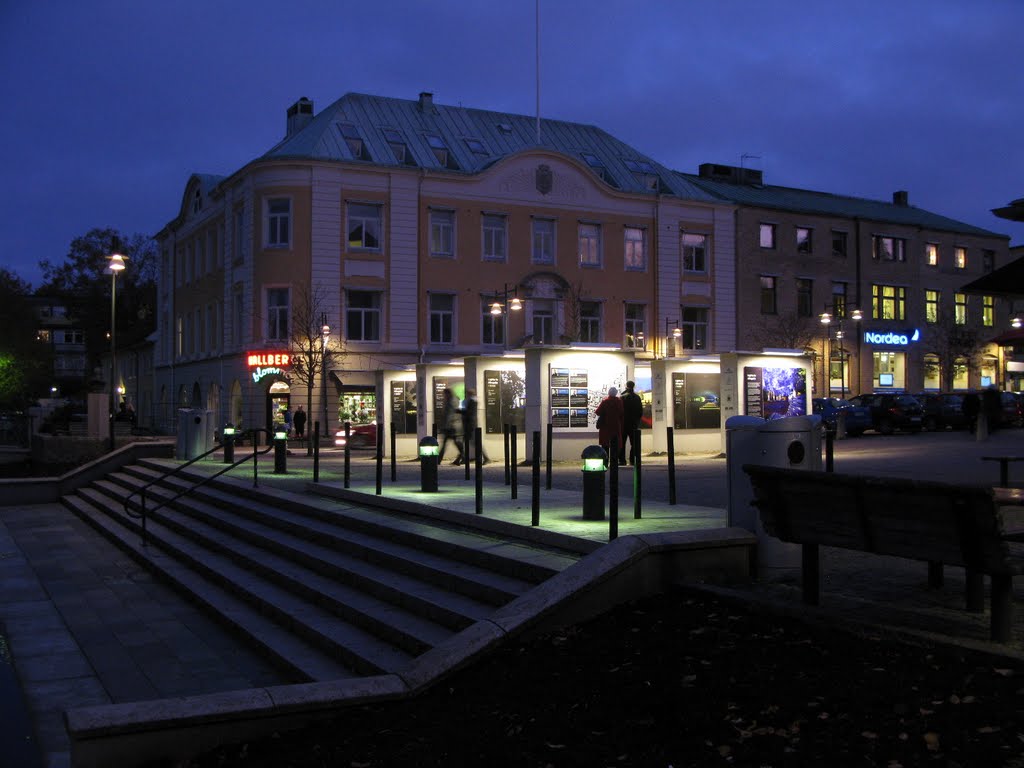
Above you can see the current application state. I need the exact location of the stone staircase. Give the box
[60,458,583,683]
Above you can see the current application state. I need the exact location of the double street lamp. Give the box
[107,252,126,451]
[819,305,862,398]
[321,316,331,442]
[664,317,681,358]
[489,283,522,348]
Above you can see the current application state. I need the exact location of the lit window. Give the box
[482,214,507,262]
[347,203,382,250]
[681,232,707,273]
[871,284,906,320]
[831,282,847,318]
[925,244,938,266]
[266,198,290,248]
[796,227,812,254]
[954,292,967,325]
[624,303,645,349]
[955,247,967,269]
[532,219,555,264]
[624,227,646,271]
[430,210,454,258]
[578,223,602,267]
[759,223,776,249]
[983,295,994,327]
[925,290,939,324]
[873,236,906,262]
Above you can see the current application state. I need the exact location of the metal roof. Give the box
[678,172,1006,238]
[260,92,719,202]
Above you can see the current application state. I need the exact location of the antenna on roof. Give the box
[536,0,541,144]
[740,153,761,169]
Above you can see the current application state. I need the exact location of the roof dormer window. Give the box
[191,189,202,214]
[464,137,488,156]
[382,128,416,166]
[581,152,619,189]
[623,159,661,191]
[337,123,371,160]
[425,133,459,170]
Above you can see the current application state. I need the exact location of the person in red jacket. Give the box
[595,387,624,467]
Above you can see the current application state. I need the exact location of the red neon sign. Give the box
[246,351,291,367]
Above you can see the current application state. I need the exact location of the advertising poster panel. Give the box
[432,377,464,429]
[743,366,807,420]
[671,372,722,429]
[483,369,526,433]
[549,365,627,430]
[389,382,416,433]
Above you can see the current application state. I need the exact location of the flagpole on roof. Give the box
[536,0,541,144]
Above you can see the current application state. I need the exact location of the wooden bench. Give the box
[742,464,1024,642]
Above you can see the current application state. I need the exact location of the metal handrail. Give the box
[124,428,275,545]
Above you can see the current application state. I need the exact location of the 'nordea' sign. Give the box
[863,329,920,346]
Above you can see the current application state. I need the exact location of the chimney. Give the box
[286,97,314,137]
[418,91,434,112]
[893,190,909,207]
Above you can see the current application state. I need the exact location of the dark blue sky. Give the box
[2,0,1022,288]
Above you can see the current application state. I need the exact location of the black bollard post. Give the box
[312,421,320,483]
[510,424,518,500]
[463,427,470,481]
[253,433,260,488]
[222,425,236,464]
[273,430,287,474]
[609,436,619,540]
[375,424,384,495]
[545,423,553,490]
[419,436,439,492]
[475,427,483,515]
[825,427,835,472]
[391,423,397,482]
[667,427,677,505]
[343,421,351,489]
[633,428,642,519]
[503,424,511,486]
[532,431,540,527]
[432,421,438,440]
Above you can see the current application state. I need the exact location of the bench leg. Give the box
[802,543,820,606]
[990,574,1013,643]
[927,561,944,589]
[965,569,985,613]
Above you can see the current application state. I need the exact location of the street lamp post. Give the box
[321,316,330,445]
[489,283,522,348]
[107,252,126,451]
[664,318,681,358]
[819,305,862,399]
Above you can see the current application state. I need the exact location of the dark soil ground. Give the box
[190,589,1024,767]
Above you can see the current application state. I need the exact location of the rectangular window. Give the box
[983,295,994,327]
[925,289,939,324]
[482,214,507,262]
[955,247,967,269]
[759,223,776,249]
[760,276,777,314]
[337,122,370,160]
[346,290,381,342]
[383,128,414,165]
[954,292,967,325]
[347,202,382,250]
[579,301,601,342]
[194,308,201,354]
[796,227,812,254]
[983,249,995,272]
[796,278,813,317]
[176,315,183,357]
[429,210,454,258]
[578,223,602,267]
[624,226,647,271]
[233,207,245,263]
[681,307,709,351]
[266,198,290,248]
[624,303,645,349]
[872,235,906,262]
[831,282,847,318]
[482,299,504,345]
[429,293,454,344]
[681,232,708,274]
[831,230,848,258]
[532,308,555,344]
[232,285,244,347]
[198,236,207,276]
[532,218,555,264]
[925,243,938,266]
[266,287,289,341]
[871,284,906,320]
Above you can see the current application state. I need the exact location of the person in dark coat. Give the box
[461,388,490,463]
[619,380,643,465]
[293,405,307,438]
[439,388,464,463]
[595,387,624,467]
[982,386,1001,433]
[962,392,980,434]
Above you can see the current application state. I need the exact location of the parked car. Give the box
[913,393,968,432]
[811,397,870,437]
[1000,391,1024,428]
[848,393,924,435]
[334,422,378,449]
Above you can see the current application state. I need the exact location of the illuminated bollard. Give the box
[419,436,439,492]
[581,445,607,521]
[273,429,288,474]
[222,424,235,464]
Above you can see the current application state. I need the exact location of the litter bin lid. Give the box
[725,415,766,430]
[758,414,821,432]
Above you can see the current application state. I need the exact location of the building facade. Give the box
[682,164,1013,396]
[154,92,735,437]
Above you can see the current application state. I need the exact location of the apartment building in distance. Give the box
[683,163,1013,396]
[154,92,735,435]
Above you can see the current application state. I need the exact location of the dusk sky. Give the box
[2,0,1022,288]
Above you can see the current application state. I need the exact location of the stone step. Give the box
[74,486,415,676]
[62,494,359,682]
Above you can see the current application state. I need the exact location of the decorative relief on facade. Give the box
[498,166,587,203]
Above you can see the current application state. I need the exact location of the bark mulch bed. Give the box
[190,589,1024,767]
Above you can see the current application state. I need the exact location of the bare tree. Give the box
[560,281,588,342]
[288,286,344,441]
[744,312,821,352]
[921,318,985,390]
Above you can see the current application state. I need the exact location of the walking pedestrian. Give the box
[293,405,307,438]
[438,388,464,464]
[619,380,643,465]
[595,386,624,467]
[962,392,980,434]
[461,388,490,463]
